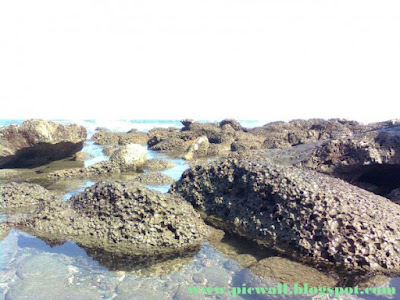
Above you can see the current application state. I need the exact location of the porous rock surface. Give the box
[20,181,209,257]
[0,119,87,168]
[1,182,55,210]
[170,156,400,275]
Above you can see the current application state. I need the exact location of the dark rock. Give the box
[0,119,87,168]
[170,157,400,275]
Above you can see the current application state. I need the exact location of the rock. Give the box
[132,172,175,186]
[249,119,367,149]
[74,151,94,161]
[110,144,147,171]
[181,119,196,129]
[144,159,176,171]
[220,119,244,131]
[297,125,400,195]
[149,137,187,152]
[21,181,209,259]
[0,119,87,168]
[387,188,400,203]
[170,157,400,275]
[147,128,180,148]
[92,130,148,145]
[48,161,121,180]
[249,257,337,287]
[183,136,210,160]
[0,182,55,210]
[102,145,119,156]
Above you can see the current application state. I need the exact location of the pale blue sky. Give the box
[0,0,399,123]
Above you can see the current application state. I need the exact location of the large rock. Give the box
[170,157,400,276]
[0,119,87,168]
[19,181,209,259]
[109,144,147,171]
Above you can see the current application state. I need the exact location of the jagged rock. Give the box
[110,144,147,171]
[0,182,55,210]
[0,119,87,168]
[170,157,400,275]
[183,136,210,160]
[20,181,209,258]
[143,159,175,171]
[92,130,148,145]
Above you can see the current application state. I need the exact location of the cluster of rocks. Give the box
[0,119,87,168]
[146,119,263,160]
[48,144,147,180]
[170,156,400,275]
[10,181,209,259]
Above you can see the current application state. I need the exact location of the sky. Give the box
[0,0,399,123]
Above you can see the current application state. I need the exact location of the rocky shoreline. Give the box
[2,117,400,288]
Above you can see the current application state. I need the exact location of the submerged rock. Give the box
[171,157,400,276]
[20,181,209,259]
[0,119,87,168]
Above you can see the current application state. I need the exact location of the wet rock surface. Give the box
[171,157,400,276]
[0,119,87,168]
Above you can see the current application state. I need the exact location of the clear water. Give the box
[0,119,396,299]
